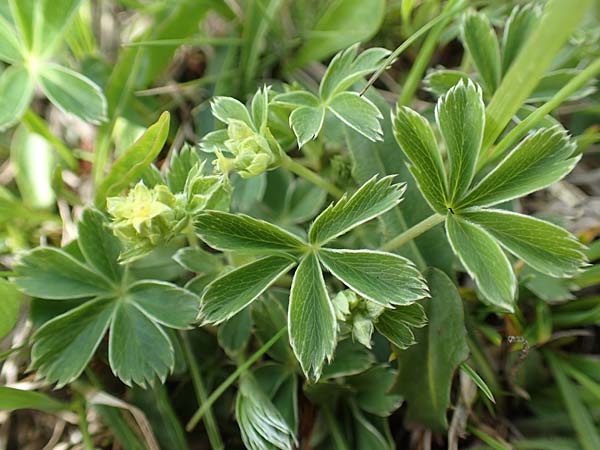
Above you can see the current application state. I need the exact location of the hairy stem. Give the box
[281,154,344,199]
[179,332,224,450]
[380,213,445,252]
[186,326,287,431]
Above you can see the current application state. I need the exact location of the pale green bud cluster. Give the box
[332,290,384,349]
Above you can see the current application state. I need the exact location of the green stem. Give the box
[186,326,287,431]
[380,213,445,252]
[76,395,95,450]
[21,109,78,170]
[281,154,344,199]
[478,58,600,171]
[179,332,224,450]
[397,0,461,106]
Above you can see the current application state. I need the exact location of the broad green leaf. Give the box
[195,211,306,253]
[127,281,199,329]
[95,111,170,205]
[394,268,469,431]
[273,91,320,108]
[289,106,325,148]
[0,15,23,63]
[289,0,385,69]
[0,279,21,339]
[78,208,122,282]
[38,64,107,124]
[0,65,34,131]
[34,0,83,57]
[218,307,252,355]
[546,351,600,450]
[435,79,484,203]
[8,0,34,49]
[501,4,540,75]
[459,127,578,209]
[201,256,295,324]
[321,339,374,379]
[319,45,391,100]
[32,297,116,387]
[461,11,501,93]
[109,301,174,387]
[375,303,427,349]
[318,249,427,307]
[14,248,115,299]
[166,145,201,193]
[0,387,67,412]
[289,253,336,380]
[446,214,516,312]
[309,176,405,245]
[173,247,222,273]
[10,125,55,209]
[462,209,586,278]
[392,106,447,214]
[211,96,253,127]
[348,366,402,416]
[328,92,383,141]
[424,69,470,97]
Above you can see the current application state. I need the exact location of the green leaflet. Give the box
[0,14,24,63]
[318,249,427,307]
[321,340,374,379]
[0,279,22,339]
[347,366,402,417]
[289,106,325,148]
[218,307,252,355]
[0,387,68,412]
[14,247,114,299]
[195,211,306,253]
[289,253,336,380]
[31,297,116,387]
[392,106,447,213]
[458,127,578,209]
[309,176,405,245]
[0,65,35,131]
[166,145,201,193]
[211,96,253,128]
[375,303,427,350]
[461,209,586,278]
[173,246,222,273]
[78,209,123,282]
[33,0,83,56]
[109,301,174,387]
[328,92,383,142]
[423,69,470,97]
[461,10,501,93]
[501,4,540,75]
[201,256,296,324]
[95,112,170,205]
[9,0,34,50]
[435,79,484,203]
[445,214,516,312]
[394,268,469,431]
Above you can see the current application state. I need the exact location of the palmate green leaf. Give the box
[375,303,427,350]
[14,247,114,299]
[394,268,469,431]
[423,69,470,97]
[95,112,170,205]
[0,279,22,339]
[392,106,447,214]
[0,65,34,131]
[196,211,306,253]
[38,64,107,124]
[318,249,427,307]
[0,15,23,63]
[289,253,336,380]
[462,209,586,278]
[501,4,540,75]
[0,387,68,412]
[211,96,253,127]
[435,79,484,203]
[328,92,383,141]
[461,10,501,93]
[201,256,296,324]
[446,214,516,312]
[127,281,199,329]
[109,301,174,387]
[289,106,325,148]
[309,176,405,245]
[458,127,578,209]
[78,208,122,282]
[31,297,116,387]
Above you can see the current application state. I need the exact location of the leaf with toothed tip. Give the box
[328,92,383,142]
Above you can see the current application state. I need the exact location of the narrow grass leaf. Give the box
[0,387,67,412]
[309,176,405,245]
[446,214,516,312]
[201,256,296,324]
[289,254,336,380]
[392,106,447,213]
[318,249,427,307]
[435,79,485,203]
[460,362,496,404]
[462,209,586,277]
